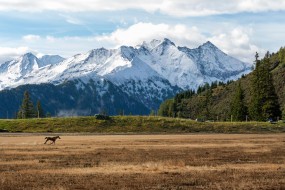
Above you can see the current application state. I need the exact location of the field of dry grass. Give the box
[0,134,285,189]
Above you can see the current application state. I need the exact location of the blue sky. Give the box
[0,0,285,63]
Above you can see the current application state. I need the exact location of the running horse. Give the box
[44,136,61,145]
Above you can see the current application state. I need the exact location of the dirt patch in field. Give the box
[0,134,285,189]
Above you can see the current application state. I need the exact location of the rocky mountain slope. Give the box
[0,39,252,117]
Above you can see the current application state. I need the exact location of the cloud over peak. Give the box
[96,22,206,48]
[0,22,261,63]
[97,22,260,62]
[0,46,31,63]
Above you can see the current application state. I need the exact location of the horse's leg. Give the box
[44,139,48,144]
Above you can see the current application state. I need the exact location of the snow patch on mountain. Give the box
[138,38,204,89]
[179,41,252,80]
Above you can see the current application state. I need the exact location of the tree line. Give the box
[158,52,283,121]
[230,52,281,121]
[158,81,224,119]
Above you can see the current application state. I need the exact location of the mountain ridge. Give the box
[0,38,252,116]
[0,38,251,91]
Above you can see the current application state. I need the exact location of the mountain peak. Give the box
[20,53,38,65]
[38,55,65,67]
[140,38,175,51]
[118,46,136,60]
[22,52,37,59]
[88,47,109,58]
[40,54,64,59]
[140,39,161,50]
[200,41,218,49]
[161,38,176,47]
[90,47,108,53]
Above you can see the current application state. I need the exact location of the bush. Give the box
[94,114,110,120]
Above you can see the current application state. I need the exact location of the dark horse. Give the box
[44,136,61,144]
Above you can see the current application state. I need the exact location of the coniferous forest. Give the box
[17,91,45,119]
[158,47,285,121]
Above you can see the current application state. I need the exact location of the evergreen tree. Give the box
[249,52,281,121]
[202,89,212,119]
[149,109,156,116]
[36,100,45,118]
[261,53,281,120]
[46,112,51,118]
[278,47,285,64]
[249,52,263,121]
[230,82,247,121]
[158,99,174,117]
[17,91,36,119]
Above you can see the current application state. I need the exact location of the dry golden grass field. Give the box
[0,134,285,189]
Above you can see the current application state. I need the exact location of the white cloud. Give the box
[0,0,284,16]
[97,22,206,48]
[209,27,264,62]
[97,22,261,62]
[46,36,56,42]
[0,46,31,62]
[22,35,41,41]
[59,14,83,25]
[0,22,262,63]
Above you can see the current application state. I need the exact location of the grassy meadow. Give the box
[1,117,284,189]
[0,134,285,189]
[0,116,285,133]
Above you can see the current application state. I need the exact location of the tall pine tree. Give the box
[158,99,174,117]
[36,100,45,118]
[230,82,247,121]
[202,89,212,120]
[261,52,281,120]
[249,52,281,121]
[17,91,36,119]
[249,52,263,121]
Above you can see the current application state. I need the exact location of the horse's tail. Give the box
[45,137,48,139]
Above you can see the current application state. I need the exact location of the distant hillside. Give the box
[159,47,285,121]
[0,79,149,118]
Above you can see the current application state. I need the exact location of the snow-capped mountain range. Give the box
[0,38,252,112]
